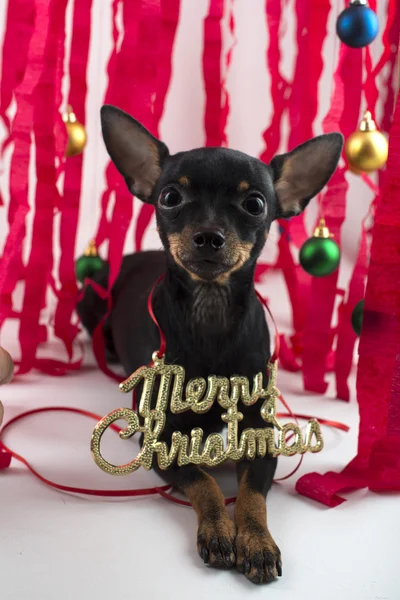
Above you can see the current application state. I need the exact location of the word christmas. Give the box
[91,353,324,475]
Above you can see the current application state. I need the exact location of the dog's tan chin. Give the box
[184,261,233,284]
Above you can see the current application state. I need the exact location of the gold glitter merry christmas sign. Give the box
[91,353,324,475]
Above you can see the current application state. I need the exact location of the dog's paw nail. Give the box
[277,558,282,577]
[200,546,209,564]
[208,538,221,555]
[244,558,251,574]
[225,553,234,566]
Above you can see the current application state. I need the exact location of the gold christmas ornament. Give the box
[63,105,87,157]
[313,217,333,239]
[91,353,324,475]
[345,111,388,173]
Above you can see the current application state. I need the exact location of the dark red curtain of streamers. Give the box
[0,0,43,326]
[297,89,400,506]
[0,0,69,376]
[334,0,399,401]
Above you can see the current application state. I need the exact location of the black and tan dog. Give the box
[78,105,342,584]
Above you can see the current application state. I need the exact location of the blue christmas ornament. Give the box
[336,0,379,49]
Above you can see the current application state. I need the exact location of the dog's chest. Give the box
[191,283,231,331]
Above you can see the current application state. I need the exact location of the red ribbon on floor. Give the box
[0,404,348,505]
[0,278,348,504]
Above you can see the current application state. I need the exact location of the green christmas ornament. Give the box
[75,240,105,283]
[351,299,364,336]
[299,218,341,277]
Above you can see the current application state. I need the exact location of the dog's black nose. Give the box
[193,229,226,251]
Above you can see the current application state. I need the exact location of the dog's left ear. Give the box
[270,133,343,218]
[100,105,169,202]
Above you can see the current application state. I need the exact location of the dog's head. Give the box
[101,105,343,284]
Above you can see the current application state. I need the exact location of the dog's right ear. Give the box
[100,105,169,202]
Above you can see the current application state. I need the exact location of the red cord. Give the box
[255,289,280,362]
[0,407,170,498]
[147,274,167,359]
[0,277,349,504]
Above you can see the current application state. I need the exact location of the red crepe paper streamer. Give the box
[92,0,153,379]
[17,0,69,375]
[220,0,235,146]
[91,0,180,382]
[258,0,332,368]
[296,89,400,507]
[0,0,70,376]
[334,215,368,401]
[0,0,45,326]
[256,0,288,285]
[0,0,35,160]
[135,0,181,252]
[53,0,93,369]
[301,41,362,395]
[259,0,289,165]
[203,0,226,147]
[279,0,332,359]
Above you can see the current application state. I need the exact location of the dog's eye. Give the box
[242,194,265,216]
[160,188,182,208]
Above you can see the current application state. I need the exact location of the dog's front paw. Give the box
[197,515,236,570]
[236,529,281,584]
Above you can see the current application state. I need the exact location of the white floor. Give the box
[1,278,399,600]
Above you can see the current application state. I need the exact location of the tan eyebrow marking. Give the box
[238,180,250,192]
[178,176,190,187]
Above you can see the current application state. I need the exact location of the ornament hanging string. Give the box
[0,278,349,504]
